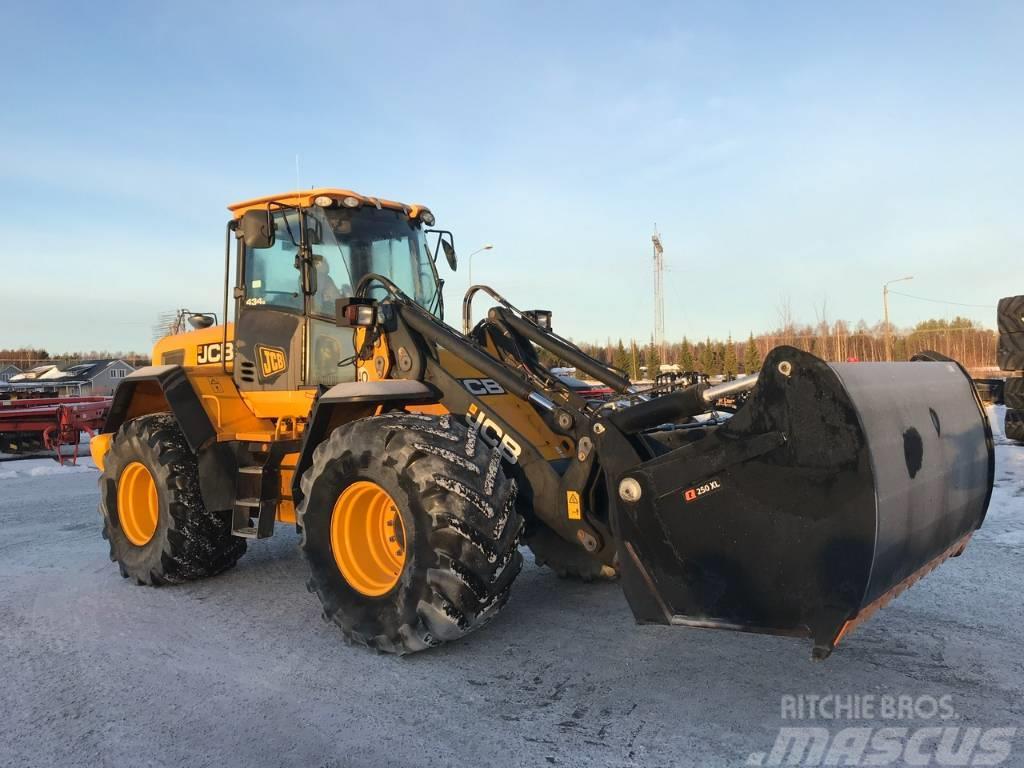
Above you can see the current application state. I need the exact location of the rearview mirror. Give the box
[187,313,216,330]
[440,238,457,271]
[426,230,457,271]
[237,210,274,250]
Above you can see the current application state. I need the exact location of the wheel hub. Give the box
[117,461,159,546]
[330,481,407,597]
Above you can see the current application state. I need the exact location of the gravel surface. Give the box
[1,411,1021,767]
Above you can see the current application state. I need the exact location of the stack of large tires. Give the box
[998,295,1024,443]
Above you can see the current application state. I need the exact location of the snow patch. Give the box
[983,406,1023,525]
[987,404,1005,440]
[0,457,97,480]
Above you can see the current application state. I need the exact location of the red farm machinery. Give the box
[0,396,111,464]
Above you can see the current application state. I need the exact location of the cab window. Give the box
[308,206,440,317]
[243,210,302,311]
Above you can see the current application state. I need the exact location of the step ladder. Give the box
[231,440,299,539]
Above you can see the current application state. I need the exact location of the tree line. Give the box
[0,348,152,370]
[542,316,998,378]
[2,314,998,379]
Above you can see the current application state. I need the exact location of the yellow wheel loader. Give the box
[90,188,995,658]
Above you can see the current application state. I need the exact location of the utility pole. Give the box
[652,226,665,364]
[883,276,914,361]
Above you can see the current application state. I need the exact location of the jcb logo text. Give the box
[255,344,288,379]
[460,378,506,396]
[466,403,521,465]
[197,342,234,365]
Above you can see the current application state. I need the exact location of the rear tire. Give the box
[997,295,1024,335]
[98,413,246,585]
[998,333,1024,371]
[1004,378,1024,411]
[298,412,524,654]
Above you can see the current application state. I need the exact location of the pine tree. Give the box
[629,340,641,380]
[613,338,630,373]
[713,342,726,375]
[645,339,661,376]
[699,338,714,373]
[743,333,761,373]
[723,336,738,378]
[680,338,694,371]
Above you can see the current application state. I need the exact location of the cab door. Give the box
[233,209,306,393]
[234,208,357,393]
[304,224,357,389]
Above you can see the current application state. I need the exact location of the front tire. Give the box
[298,412,523,654]
[98,413,246,585]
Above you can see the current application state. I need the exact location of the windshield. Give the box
[308,205,441,317]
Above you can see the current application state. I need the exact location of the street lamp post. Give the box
[467,244,493,287]
[883,275,914,361]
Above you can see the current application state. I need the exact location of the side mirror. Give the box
[426,230,457,270]
[237,210,274,250]
[187,313,216,330]
[441,237,457,271]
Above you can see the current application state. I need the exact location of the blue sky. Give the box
[1,1,1021,352]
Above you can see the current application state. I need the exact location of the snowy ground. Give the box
[0,411,1021,767]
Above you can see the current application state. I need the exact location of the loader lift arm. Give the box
[463,284,633,400]
[297,274,623,560]
[302,276,766,569]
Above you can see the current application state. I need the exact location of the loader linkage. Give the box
[371,285,994,657]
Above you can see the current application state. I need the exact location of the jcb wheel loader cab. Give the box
[297,413,524,653]
[226,190,444,395]
[99,414,246,585]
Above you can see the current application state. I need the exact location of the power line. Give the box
[888,290,996,309]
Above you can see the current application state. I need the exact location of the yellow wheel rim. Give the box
[117,461,159,546]
[330,481,407,597]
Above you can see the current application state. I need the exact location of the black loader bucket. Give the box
[601,346,994,658]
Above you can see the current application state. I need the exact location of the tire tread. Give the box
[298,412,523,654]
[99,413,246,585]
